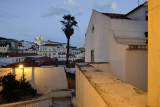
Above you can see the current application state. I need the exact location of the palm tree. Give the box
[60,14,78,67]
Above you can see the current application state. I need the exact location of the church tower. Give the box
[35,35,43,45]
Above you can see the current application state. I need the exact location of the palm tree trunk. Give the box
[66,37,70,67]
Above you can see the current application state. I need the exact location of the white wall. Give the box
[76,64,147,107]
[85,10,148,82]
[76,66,109,107]
[85,10,110,62]
[126,50,148,91]
[0,67,68,94]
[0,45,9,53]
[126,3,148,20]
[108,19,148,81]
[90,62,110,73]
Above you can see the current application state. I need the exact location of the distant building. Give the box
[39,44,58,58]
[0,53,39,67]
[35,35,43,45]
[85,2,148,91]
[0,37,18,53]
[56,52,76,62]
[0,44,9,53]
[71,49,81,55]
[17,40,39,53]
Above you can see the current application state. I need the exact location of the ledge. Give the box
[76,63,147,107]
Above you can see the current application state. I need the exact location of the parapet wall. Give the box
[76,63,147,107]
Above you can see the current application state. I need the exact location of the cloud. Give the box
[89,0,118,12]
[64,0,80,7]
[41,7,69,17]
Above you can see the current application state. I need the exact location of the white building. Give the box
[0,44,9,53]
[0,53,39,67]
[17,40,39,53]
[71,49,81,55]
[56,52,76,62]
[85,2,148,91]
[39,44,58,58]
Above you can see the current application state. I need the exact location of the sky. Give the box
[0,0,147,47]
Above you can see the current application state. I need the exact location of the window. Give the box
[92,25,94,33]
[145,11,148,21]
[145,32,148,44]
[16,58,18,62]
[91,50,94,62]
[129,45,148,49]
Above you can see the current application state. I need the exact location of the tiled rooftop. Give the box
[102,13,130,19]
[8,53,38,57]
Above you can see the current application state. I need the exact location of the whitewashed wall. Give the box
[126,50,148,91]
[76,64,147,107]
[0,67,68,94]
[76,66,109,107]
[126,3,148,20]
[108,19,148,81]
[85,10,148,90]
[85,10,110,62]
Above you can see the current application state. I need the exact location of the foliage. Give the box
[0,73,37,103]
[60,14,77,39]
[60,14,78,67]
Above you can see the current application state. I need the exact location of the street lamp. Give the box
[19,64,24,81]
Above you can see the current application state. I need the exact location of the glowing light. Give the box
[19,65,24,69]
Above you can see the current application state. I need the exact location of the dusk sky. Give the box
[0,0,147,47]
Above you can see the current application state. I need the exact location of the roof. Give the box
[126,3,145,16]
[0,37,15,41]
[113,31,147,45]
[101,2,147,19]
[41,61,66,66]
[8,53,38,57]
[32,57,53,62]
[2,60,39,68]
[0,37,10,40]
[42,44,59,46]
[0,43,9,47]
[102,13,130,19]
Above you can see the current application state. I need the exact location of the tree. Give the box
[60,14,78,67]
[0,73,37,103]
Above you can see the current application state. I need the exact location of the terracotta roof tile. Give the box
[102,13,130,19]
[126,4,145,16]
[2,60,39,68]
[8,53,38,57]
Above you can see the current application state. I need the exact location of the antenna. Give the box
[138,0,139,6]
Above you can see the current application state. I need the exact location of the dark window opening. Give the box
[145,11,148,21]
[92,25,94,33]
[91,50,94,62]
